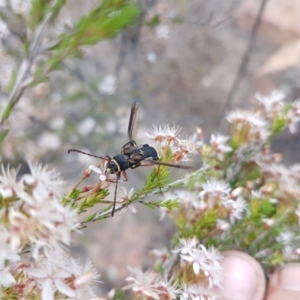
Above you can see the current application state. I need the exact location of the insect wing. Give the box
[141,158,193,170]
[127,101,140,141]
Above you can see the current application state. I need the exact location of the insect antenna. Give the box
[68,149,107,160]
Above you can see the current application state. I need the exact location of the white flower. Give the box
[149,247,169,265]
[216,219,230,231]
[9,208,31,250]
[200,179,231,197]
[159,276,181,299]
[227,110,270,141]
[7,163,80,255]
[172,238,198,257]
[210,134,232,161]
[119,187,137,214]
[0,269,16,287]
[164,190,205,223]
[174,241,223,289]
[261,163,289,181]
[262,218,275,227]
[88,165,107,182]
[25,246,100,300]
[24,161,64,198]
[199,179,231,208]
[124,267,161,299]
[74,259,99,287]
[256,90,285,116]
[181,283,219,300]
[146,125,199,163]
[172,133,201,161]
[290,164,300,181]
[99,75,117,95]
[222,195,248,224]
[0,224,20,269]
[276,230,294,244]
[175,190,199,208]
[146,124,181,142]
[287,100,300,134]
[295,203,300,227]
[0,165,20,198]
[120,186,135,200]
[124,267,180,299]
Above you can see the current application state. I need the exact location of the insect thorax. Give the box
[106,154,129,173]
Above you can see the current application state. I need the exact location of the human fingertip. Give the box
[277,264,300,291]
[220,251,265,300]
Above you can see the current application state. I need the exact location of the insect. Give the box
[68,101,192,216]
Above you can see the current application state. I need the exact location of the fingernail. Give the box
[278,264,300,291]
[221,255,258,300]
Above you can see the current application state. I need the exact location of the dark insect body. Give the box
[128,144,159,169]
[68,101,192,216]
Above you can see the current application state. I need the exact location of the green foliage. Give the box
[250,198,277,222]
[79,188,110,213]
[0,0,141,143]
[30,0,52,28]
[30,0,67,29]
[59,0,140,49]
[137,166,170,196]
[0,130,9,144]
[7,70,17,94]
[142,199,179,209]
[182,209,218,240]
[1,102,14,122]
[271,117,288,135]
[109,289,126,300]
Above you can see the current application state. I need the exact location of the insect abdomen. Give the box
[138,144,159,160]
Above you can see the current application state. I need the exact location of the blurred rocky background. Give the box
[1,0,300,295]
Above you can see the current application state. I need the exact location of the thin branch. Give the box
[0,3,57,130]
[218,0,269,131]
[89,168,203,222]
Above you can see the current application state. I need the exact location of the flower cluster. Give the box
[16,246,99,300]
[157,91,300,280]
[172,238,223,289]
[66,90,300,300]
[162,179,248,227]
[124,239,222,300]
[124,267,181,300]
[227,110,269,143]
[146,124,201,162]
[0,162,100,299]
[0,162,77,256]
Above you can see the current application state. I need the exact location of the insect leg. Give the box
[156,165,163,194]
[122,170,129,181]
[111,172,121,217]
